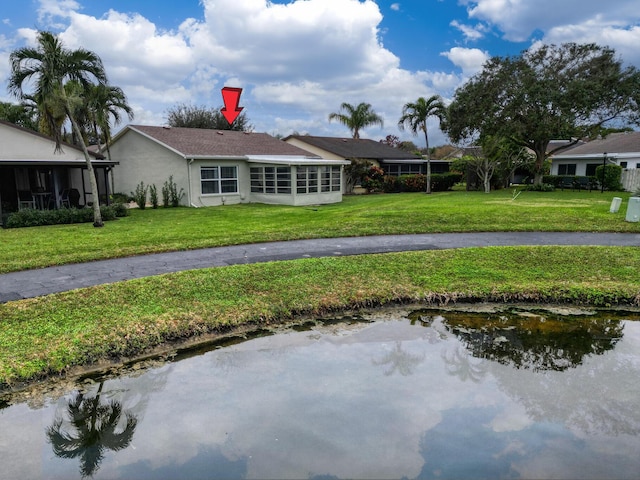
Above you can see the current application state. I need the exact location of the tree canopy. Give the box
[0,101,38,131]
[328,102,383,139]
[166,103,252,131]
[444,43,640,184]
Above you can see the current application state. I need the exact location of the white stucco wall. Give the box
[111,130,190,206]
[0,123,86,160]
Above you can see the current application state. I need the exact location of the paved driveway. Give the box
[1,232,638,303]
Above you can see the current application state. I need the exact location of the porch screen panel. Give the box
[321,167,331,192]
[331,166,341,191]
[276,167,291,194]
[251,167,292,194]
[297,167,308,194]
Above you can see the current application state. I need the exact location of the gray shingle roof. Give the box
[557,131,640,156]
[128,125,316,157]
[285,135,422,160]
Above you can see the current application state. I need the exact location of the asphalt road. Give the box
[1,232,638,303]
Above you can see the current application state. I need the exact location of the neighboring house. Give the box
[551,131,640,191]
[284,135,451,176]
[109,125,349,207]
[0,120,116,218]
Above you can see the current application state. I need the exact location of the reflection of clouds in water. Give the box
[490,321,640,437]
[419,406,640,480]
[2,312,640,479]
[372,341,425,376]
[441,344,489,383]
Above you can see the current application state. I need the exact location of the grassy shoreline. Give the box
[2,245,640,390]
[1,191,639,390]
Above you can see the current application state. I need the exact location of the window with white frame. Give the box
[250,166,291,194]
[201,166,238,195]
[557,164,576,175]
[298,166,341,194]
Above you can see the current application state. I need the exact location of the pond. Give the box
[1,307,640,479]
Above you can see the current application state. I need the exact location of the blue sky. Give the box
[1,0,639,146]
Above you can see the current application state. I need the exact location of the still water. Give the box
[2,308,640,479]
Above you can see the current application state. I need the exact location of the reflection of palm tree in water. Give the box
[373,341,425,376]
[441,345,489,383]
[46,381,137,478]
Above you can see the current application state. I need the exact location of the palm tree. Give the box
[88,84,134,159]
[328,102,384,139]
[398,95,446,194]
[8,30,108,226]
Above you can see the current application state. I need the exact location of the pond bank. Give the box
[3,302,639,408]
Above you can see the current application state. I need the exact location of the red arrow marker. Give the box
[221,87,244,125]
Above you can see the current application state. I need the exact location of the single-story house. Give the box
[283,135,451,176]
[109,125,350,207]
[551,131,640,191]
[0,120,116,218]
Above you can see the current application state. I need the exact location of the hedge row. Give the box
[382,173,463,193]
[4,204,128,228]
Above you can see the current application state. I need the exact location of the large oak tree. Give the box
[444,43,640,185]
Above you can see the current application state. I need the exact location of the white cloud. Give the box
[539,21,640,67]
[464,0,640,53]
[450,20,486,42]
[391,3,401,11]
[37,0,81,29]
[441,47,490,77]
[60,10,194,88]
[3,0,469,145]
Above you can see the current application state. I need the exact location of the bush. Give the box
[431,173,463,192]
[131,182,148,209]
[111,192,131,203]
[595,164,623,191]
[396,174,428,192]
[162,175,184,207]
[361,166,386,193]
[149,184,159,209]
[375,173,462,194]
[110,202,129,218]
[526,183,555,192]
[5,204,127,228]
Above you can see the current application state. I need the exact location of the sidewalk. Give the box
[1,232,638,303]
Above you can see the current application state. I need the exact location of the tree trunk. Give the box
[68,110,104,227]
[424,127,431,194]
[483,171,491,193]
[533,149,546,186]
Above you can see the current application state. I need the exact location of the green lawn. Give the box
[1,190,638,273]
[1,190,639,389]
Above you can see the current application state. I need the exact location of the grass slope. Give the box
[1,191,639,388]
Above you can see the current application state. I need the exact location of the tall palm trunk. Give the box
[424,127,431,194]
[66,105,103,227]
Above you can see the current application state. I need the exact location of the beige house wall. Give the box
[284,138,345,160]
[0,123,86,161]
[110,130,190,206]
